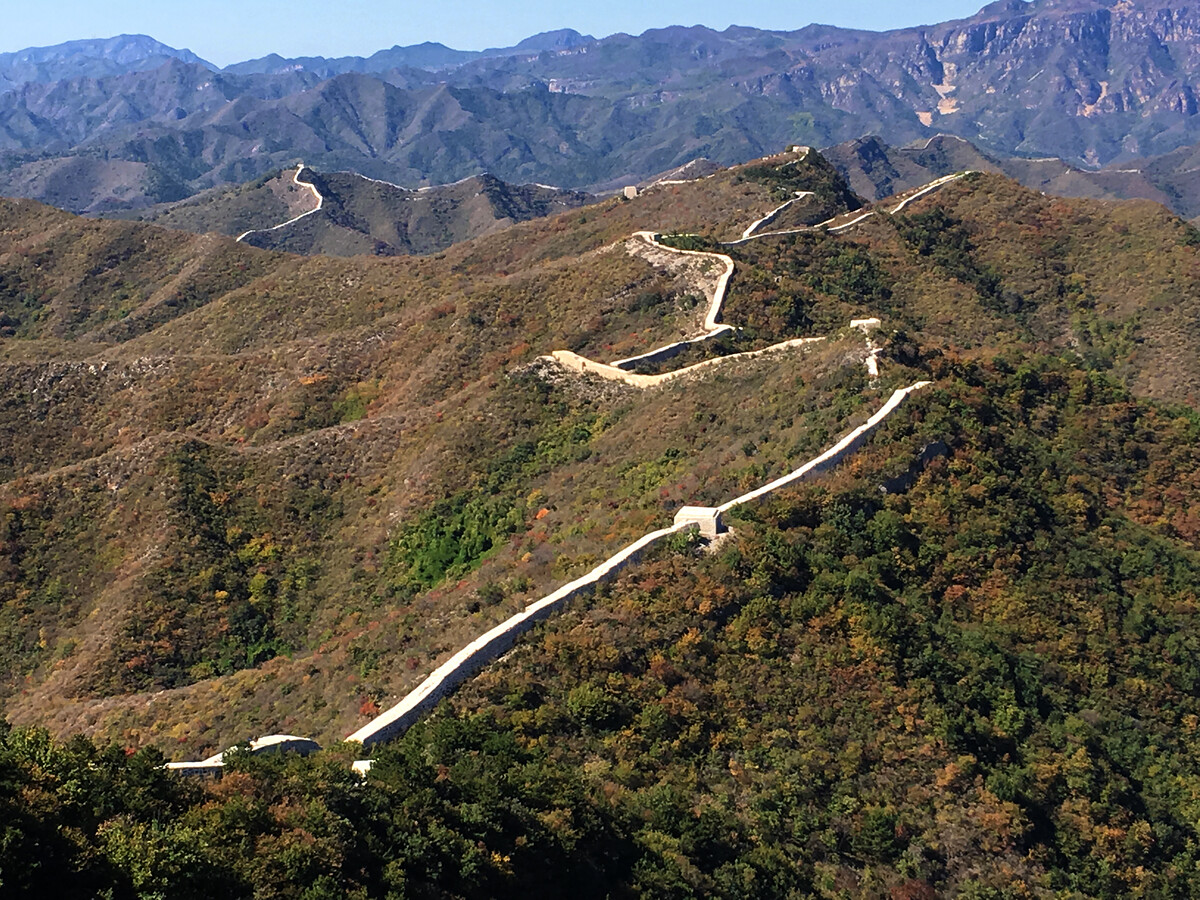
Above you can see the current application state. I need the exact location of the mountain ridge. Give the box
[11,1,1200,213]
[125,165,597,256]
[824,133,1189,217]
[7,141,1200,895]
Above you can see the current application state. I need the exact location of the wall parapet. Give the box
[347,521,696,747]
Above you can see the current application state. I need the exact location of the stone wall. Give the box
[718,382,931,513]
[347,522,696,747]
[350,380,931,748]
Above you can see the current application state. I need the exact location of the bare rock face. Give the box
[784,0,1200,164]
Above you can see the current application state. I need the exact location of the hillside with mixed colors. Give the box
[6,144,1200,896]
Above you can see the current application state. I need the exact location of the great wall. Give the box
[235,163,325,244]
[167,162,967,774]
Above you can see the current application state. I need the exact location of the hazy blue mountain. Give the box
[9,2,1200,212]
[0,35,213,93]
[223,29,596,77]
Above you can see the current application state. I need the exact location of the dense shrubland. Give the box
[6,150,1200,894]
[10,359,1200,896]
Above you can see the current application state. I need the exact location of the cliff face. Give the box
[775,0,1200,163]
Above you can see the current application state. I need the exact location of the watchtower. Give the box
[673,506,724,539]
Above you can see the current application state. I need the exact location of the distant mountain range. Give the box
[8,1,1200,217]
[222,28,595,77]
[0,34,212,92]
[0,29,596,90]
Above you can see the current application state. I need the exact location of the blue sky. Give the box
[5,1,995,66]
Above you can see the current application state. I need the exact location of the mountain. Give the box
[128,166,597,256]
[17,1,1200,212]
[8,148,1200,894]
[823,132,1200,226]
[1114,141,1200,221]
[12,1,1200,213]
[506,28,594,53]
[427,0,1200,164]
[823,135,1005,202]
[0,34,213,93]
[825,133,1178,213]
[223,44,474,77]
[223,29,595,77]
[0,62,801,212]
[0,150,854,749]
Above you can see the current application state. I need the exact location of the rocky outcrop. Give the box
[798,0,1200,163]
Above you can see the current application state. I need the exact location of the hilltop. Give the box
[125,166,596,257]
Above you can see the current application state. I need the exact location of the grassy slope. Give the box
[3,153,1200,778]
[0,152,860,753]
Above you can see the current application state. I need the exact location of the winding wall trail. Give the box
[169,169,962,771]
[547,229,809,387]
[740,191,815,240]
[235,164,325,243]
[723,171,969,245]
[550,172,970,389]
[550,336,828,388]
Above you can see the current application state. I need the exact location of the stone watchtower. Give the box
[673,506,724,538]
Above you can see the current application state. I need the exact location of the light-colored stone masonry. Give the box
[167,733,321,774]
[346,521,696,747]
[235,163,325,243]
[347,381,929,749]
[168,169,964,771]
[550,336,828,388]
[673,506,723,538]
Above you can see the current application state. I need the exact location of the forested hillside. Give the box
[6,147,1200,895]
